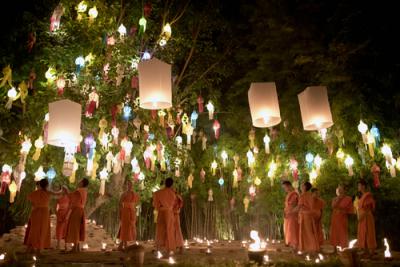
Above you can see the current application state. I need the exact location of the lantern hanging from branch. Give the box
[138,57,172,110]
[298,86,333,131]
[248,82,281,128]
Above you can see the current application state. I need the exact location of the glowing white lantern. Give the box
[298,86,333,130]
[48,100,81,147]
[88,6,98,19]
[344,156,354,176]
[221,151,228,167]
[34,166,46,181]
[248,82,281,128]
[138,57,172,109]
[118,24,127,37]
[99,167,108,195]
[263,133,270,154]
[381,144,393,162]
[211,160,218,175]
[358,120,368,144]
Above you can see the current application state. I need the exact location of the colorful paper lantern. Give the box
[298,86,333,130]
[248,82,281,127]
[138,58,172,109]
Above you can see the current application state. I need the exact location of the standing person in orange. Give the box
[282,181,299,250]
[357,179,376,256]
[65,178,89,252]
[329,185,353,248]
[311,188,325,246]
[298,181,319,253]
[25,179,64,254]
[153,177,177,255]
[118,180,140,251]
[55,185,70,250]
[173,191,184,254]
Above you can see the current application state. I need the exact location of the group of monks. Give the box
[24,178,89,254]
[283,179,377,256]
[23,176,185,256]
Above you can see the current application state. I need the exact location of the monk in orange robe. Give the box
[311,188,325,245]
[25,179,64,254]
[357,180,376,255]
[282,180,299,250]
[65,178,89,252]
[173,192,184,253]
[55,186,70,250]
[298,182,319,253]
[329,185,353,248]
[118,180,140,251]
[153,177,177,255]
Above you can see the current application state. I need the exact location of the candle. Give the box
[101,243,107,251]
[156,251,163,259]
[168,256,176,264]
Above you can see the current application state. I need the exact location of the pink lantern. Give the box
[197,95,204,113]
[298,86,333,131]
[213,120,221,139]
[138,57,172,109]
[248,82,281,128]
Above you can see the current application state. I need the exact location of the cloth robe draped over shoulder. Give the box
[298,191,320,253]
[65,188,87,243]
[118,191,140,242]
[24,189,51,249]
[174,193,184,248]
[357,192,376,250]
[153,188,177,252]
[56,195,70,240]
[329,195,353,247]
[313,197,325,245]
[284,191,299,249]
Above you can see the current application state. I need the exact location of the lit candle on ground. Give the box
[348,239,357,249]
[336,246,343,252]
[318,253,324,260]
[305,255,310,261]
[0,253,5,260]
[33,256,37,261]
[315,258,320,263]
[101,243,107,251]
[156,251,163,259]
[82,244,89,250]
[168,256,176,264]
[206,248,212,254]
[263,255,270,263]
[384,238,392,258]
[184,240,189,249]
[297,251,303,255]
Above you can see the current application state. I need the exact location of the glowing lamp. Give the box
[77,1,87,12]
[88,6,98,19]
[211,160,218,175]
[47,100,81,149]
[45,67,57,82]
[344,155,354,176]
[248,82,281,127]
[221,150,228,166]
[34,166,46,181]
[381,144,393,162]
[218,177,224,186]
[118,24,127,37]
[298,86,333,130]
[139,17,147,32]
[46,167,56,180]
[9,181,17,203]
[138,57,172,109]
[254,177,262,186]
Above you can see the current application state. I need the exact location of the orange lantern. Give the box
[138,57,172,109]
[298,86,333,131]
[248,82,281,128]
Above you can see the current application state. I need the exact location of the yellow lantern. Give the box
[211,160,218,176]
[9,181,17,203]
[248,82,281,128]
[298,86,333,131]
[138,57,172,109]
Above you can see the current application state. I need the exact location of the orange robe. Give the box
[284,191,299,249]
[329,196,353,247]
[65,188,87,243]
[357,192,376,249]
[153,187,177,251]
[174,193,184,248]
[298,191,319,252]
[56,195,70,240]
[118,191,140,242]
[25,189,51,249]
[313,197,325,245]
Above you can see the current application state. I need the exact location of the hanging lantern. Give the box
[243,196,250,213]
[187,174,194,189]
[367,132,375,157]
[1,165,12,194]
[381,144,393,162]
[267,161,277,178]
[46,167,56,181]
[206,101,214,120]
[218,177,224,187]
[221,151,228,167]
[213,120,220,139]
[309,169,318,184]
[314,155,322,174]
[247,150,255,168]
[289,158,299,181]
[9,181,17,203]
[336,148,345,161]
[75,56,85,74]
[200,168,206,183]
[263,133,270,154]
[344,156,354,176]
[88,6,98,21]
[305,153,314,169]
[248,82,281,128]
[370,125,380,145]
[139,16,147,33]
[99,167,108,196]
[358,120,368,144]
[197,96,204,113]
[56,77,66,95]
[211,160,218,176]
[191,110,198,128]
[138,57,172,109]
[5,87,19,110]
[298,86,333,131]
[34,166,46,181]
[117,24,127,37]
[254,177,262,186]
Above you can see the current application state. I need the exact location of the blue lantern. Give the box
[142,51,151,61]
[190,110,198,128]
[370,124,380,145]
[305,152,314,169]
[148,133,155,141]
[46,167,56,181]
[123,105,132,121]
[218,177,224,186]
[75,56,85,74]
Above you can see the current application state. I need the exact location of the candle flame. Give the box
[156,251,163,259]
[0,253,5,260]
[82,244,89,250]
[263,255,269,263]
[336,246,343,252]
[305,255,310,261]
[318,253,324,260]
[101,243,106,250]
[348,239,357,249]
[168,256,176,264]
[249,230,261,251]
[384,238,391,258]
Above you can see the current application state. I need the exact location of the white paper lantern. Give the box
[48,100,82,147]
[138,57,172,110]
[298,86,333,131]
[248,82,281,128]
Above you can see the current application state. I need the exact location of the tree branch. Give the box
[174,25,200,88]
[170,0,190,25]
